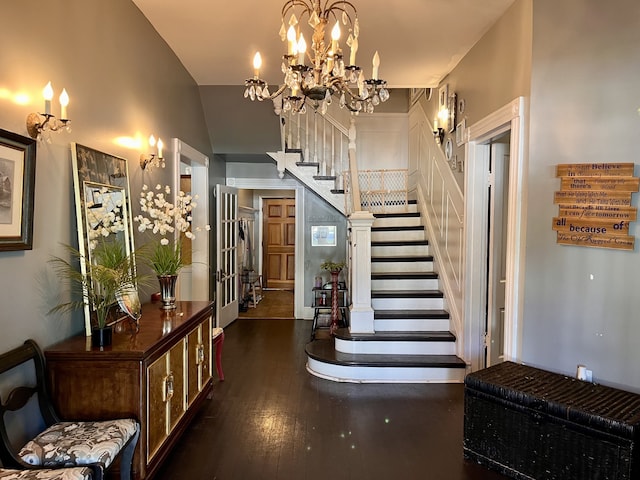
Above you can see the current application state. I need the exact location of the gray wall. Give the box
[419,0,533,189]
[522,0,640,390]
[0,0,212,352]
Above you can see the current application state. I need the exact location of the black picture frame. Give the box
[0,129,37,251]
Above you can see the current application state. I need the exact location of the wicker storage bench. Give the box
[464,361,640,480]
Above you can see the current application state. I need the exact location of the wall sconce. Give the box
[433,118,445,145]
[140,135,165,170]
[26,82,71,140]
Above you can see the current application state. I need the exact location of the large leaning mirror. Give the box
[71,143,137,336]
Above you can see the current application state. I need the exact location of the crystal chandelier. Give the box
[244,0,390,115]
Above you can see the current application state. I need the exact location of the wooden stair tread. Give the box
[372,255,433,262]
[313,175,336,181]
[374,309,450,319]
[372,225,425,232]
[374,212,421,218]
[306,339,466,368]
[334,329,455,342]
[330,189,345,194]
[371,272,438,280]
[295,161,318,167]
[372,240,429,246]
[372,290,443,298]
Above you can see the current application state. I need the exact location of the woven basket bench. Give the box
[464,361,640,480]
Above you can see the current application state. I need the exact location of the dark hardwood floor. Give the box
[154,318,507,480]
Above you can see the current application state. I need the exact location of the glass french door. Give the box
[215,185,239,328]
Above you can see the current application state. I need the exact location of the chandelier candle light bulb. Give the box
[297,34,307,64]
[372,51,380,80]
[253,52,262,77]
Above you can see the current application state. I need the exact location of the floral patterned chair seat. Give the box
[19,419,138,469]
[0,340,139,480]
[0,467,96,480]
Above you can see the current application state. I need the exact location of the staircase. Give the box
[305,201,467,383]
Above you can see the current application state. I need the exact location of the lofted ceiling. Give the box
[131,0,516,156]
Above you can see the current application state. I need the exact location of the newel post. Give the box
[348,210,375,333]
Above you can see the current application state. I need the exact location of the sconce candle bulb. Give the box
[26,82,71,140]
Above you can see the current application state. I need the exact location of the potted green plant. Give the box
[320,260,346,273]
[49,241,144,347]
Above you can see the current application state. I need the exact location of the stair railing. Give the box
[281,109,349,181]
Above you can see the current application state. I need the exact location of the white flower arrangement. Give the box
[133,184,210,275]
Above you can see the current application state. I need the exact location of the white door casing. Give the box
[464,97,528,372]
[172,139,209,302]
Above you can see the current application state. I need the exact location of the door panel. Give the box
[486,143,509,367]
[263,198,295,289]
[216,185,239,328]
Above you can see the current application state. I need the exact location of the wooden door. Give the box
[263,198,295,289]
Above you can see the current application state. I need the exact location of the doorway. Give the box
[486,140,510,367]
[464,97,528,372]
[171,139,209,302]
[262,198,296,290]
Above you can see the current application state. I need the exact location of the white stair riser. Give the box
[335,338,456,355]
[371,260,433,273]
[306,359,466,383]
[363,204,418,214]
[372,244,430,256]
[372,297,444,310]
[374,216,422,228]
[371,278,439,290]
[372,230,425,242]
[374,318,451,332]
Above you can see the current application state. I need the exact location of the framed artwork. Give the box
[311,225,336,247]
[0,129,36,251]
[71,143,136,335]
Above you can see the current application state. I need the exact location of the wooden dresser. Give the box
[45,300,215,480]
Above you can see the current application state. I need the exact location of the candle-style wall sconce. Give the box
[26,82,71,141]
[140,135,165,170]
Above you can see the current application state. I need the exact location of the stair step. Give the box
[374,310,451,332]
[374,212,421,219]
[372,290,443,298]
[334,329,456,355]
[372,255,434,263]
[335,329,455,342]
[374,215,423,228]
[372,225,424,232]
[305,339,466,383]
[295,161,318,168]
[330,189,345,194]
[306,339,465,368]
[313,175,336,181]
[372,240,429,247]
[375,309,450,320]
[371,272,438,280]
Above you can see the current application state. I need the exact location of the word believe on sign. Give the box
[554,162,637,251]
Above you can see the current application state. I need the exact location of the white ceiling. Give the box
[132,0,516,88]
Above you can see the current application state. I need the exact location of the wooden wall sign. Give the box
[554,163,637,250]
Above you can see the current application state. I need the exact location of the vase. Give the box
[158,274,178,310]
[91,326,113,348]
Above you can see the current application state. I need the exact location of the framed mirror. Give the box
[71,143,137,335]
